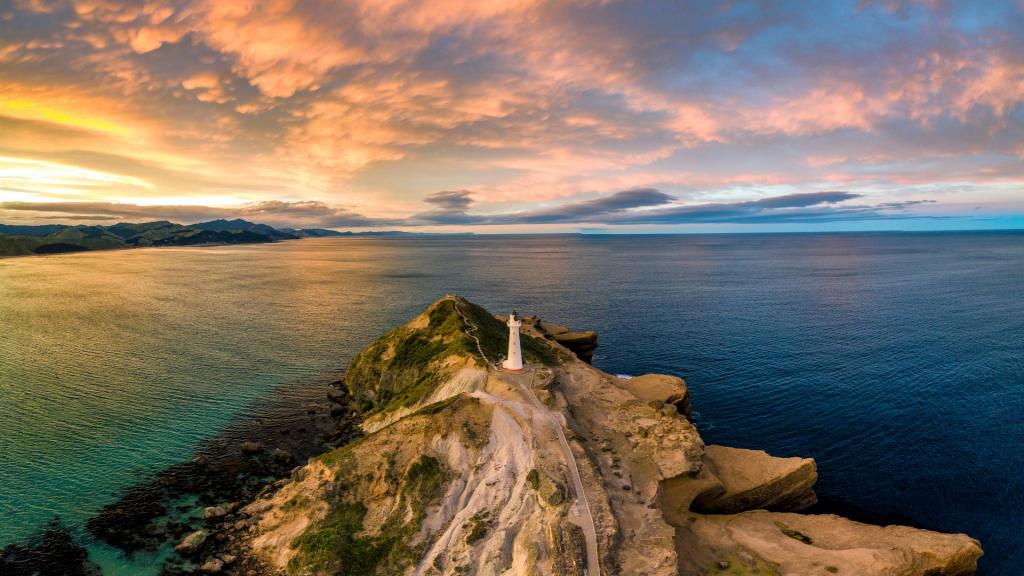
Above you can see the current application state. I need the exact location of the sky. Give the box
[0,0,1022,233]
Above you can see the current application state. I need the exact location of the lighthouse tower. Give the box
[503,310,523,372]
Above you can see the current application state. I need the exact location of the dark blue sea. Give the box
[1,232,1021,573]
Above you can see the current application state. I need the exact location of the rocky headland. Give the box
[4,295,983,575]
[212,295,981,575]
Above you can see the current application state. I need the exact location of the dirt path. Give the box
[454,300,501,370]
[520,373,601,576]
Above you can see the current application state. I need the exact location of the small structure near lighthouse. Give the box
[503,310,524,372]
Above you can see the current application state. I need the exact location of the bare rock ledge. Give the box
[691,444,818,514]
[677,510,983,576]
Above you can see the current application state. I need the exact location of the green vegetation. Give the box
[460,420,483,446]
[0,235,44,257]
[0,219,293,257]
[318,441,360,470]
[402,455,446,507]
[526,469,541,490]
[288,455,449,576]
[710,554,782,576]
[525,468,564,506]
[288,501,382,574]
[463,513,490,545]
[412,395,461,416]
[343,297,557,414]
[343,300,472,413]
[281,494,308,512]
[456,299,557,366]
[774,521,813,544]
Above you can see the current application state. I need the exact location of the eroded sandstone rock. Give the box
[537,321,569,335]
[692,445,817,513]
[677,510,982,576]
[553,331,598,363]
[615,373,691,419]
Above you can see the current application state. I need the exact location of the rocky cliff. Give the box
[222,295,982,576]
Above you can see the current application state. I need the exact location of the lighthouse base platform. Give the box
[502,360,524,373]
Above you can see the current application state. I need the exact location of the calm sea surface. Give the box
[1,233,1021,573]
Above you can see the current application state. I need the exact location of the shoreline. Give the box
[0,372,362,575]
[0,400,951,575]
[0,238,288,261]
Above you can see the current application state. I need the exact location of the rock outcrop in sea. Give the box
[214,295,982,576]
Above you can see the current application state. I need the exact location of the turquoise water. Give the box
[1,233,1022,573]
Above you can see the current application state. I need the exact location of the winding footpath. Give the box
[521,374,601,576]
[454,300,601,576]
[454,300,501,371]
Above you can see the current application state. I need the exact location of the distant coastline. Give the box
[0,219,471,258]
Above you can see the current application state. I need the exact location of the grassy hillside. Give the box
[0,235,44,257]
[288,454,448,575]
[342,296,556,413]
[45,227,125,250]
[0,219,298,257]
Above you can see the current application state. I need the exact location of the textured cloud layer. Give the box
[0,189,946,229]
[0,0,1021,229]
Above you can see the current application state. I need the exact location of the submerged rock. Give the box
[271,448,293,464]
[174,530,207,555]
[0,521,99,576]
[240,441,264,455]
[200,557,224,573]
[203,506,227,520]
[77,361,362,574]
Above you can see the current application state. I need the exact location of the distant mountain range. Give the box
[0,219,358,257]
[0,220,473,257]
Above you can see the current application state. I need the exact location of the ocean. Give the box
[0,232,1021,574]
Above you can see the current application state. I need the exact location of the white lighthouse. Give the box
[502,310,523,372]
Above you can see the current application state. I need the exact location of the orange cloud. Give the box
[181,71,229,103]
[129,25,186,53]
[183,0,370,98]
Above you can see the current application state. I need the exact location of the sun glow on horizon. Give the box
[0,156,154,199]
[0,99,136,139]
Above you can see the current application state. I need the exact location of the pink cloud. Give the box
[180,71,229,103]
[129,25,185,53]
